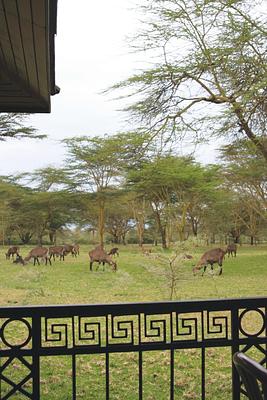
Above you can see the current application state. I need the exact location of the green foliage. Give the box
[220,139,267,242]
[0,113,46,140]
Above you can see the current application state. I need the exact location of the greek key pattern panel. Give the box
[41,310,234,350]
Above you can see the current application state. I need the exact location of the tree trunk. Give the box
[250,236,254,245]
[160,226,167,249]
[98,199,105,247]
[154,209,167,249]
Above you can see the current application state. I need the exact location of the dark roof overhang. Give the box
[0,0,59,113]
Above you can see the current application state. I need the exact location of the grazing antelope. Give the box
[24,247,51,266]
[62,244,74,257]
[49,246,65,261]
[6,246,20,260]
[193,248,226,276]
[226,243,237,257]
[89,245,117,272]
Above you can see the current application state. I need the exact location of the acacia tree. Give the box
[105,192,133,244]
[112,0,267,160]
[63,136,121,246]
[127,155,219,247]
[63,132,154,246]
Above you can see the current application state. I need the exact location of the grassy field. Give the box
[0,244,267,399]
[0,244,267,306]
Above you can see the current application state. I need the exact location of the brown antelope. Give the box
[6,246,20,260]
[62,244,74,257]
[193,248,226,276]
[72,244,80,257]
[226,243,237,257]
[108,247,119,256]
[89,245,117,272]
[49,246,65,261]
[24,247,51,266]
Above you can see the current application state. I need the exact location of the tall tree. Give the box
[63,136,123,246]
[105,192,133,244]
[112,0,267,160]
[62,132,154,246]
[127,155,220,247]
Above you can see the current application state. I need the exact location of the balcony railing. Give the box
[0,297,267,399]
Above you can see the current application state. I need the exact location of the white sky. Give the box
[0,0,217,176]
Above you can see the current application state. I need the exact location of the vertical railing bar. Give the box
[201,347,205,400]
[231,307,240,400]
[106,315,109,400]
[0,356,2,399]
[138,313,142,400]
[32,314,41,400]
[106,353,109,400]
[72,355,76,400]
[72,316,76,400]
[265,306,267,370]
[170,312,174,400]
[201,310,205,400]
[139,351,143,400]
[264,305,267,400]
[170,349,174,400]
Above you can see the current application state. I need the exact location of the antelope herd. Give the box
[4,243,118,272]
[4,242,239,275]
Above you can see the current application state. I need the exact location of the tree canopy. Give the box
[111,0,267,160]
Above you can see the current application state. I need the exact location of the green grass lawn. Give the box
[0,244,267,306]
[0,244,267,399]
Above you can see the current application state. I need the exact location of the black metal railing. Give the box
[0,297,267,399]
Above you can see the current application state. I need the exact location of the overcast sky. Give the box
[0,0,217,176]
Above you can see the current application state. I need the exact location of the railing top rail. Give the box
[0,296,266,317]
